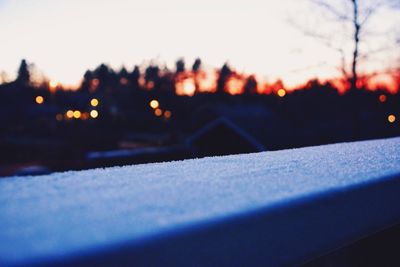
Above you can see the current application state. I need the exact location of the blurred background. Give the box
[0,0,399,177]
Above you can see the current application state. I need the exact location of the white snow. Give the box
[1,137,400,265]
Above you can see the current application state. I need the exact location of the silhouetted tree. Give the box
[108,70,119,90]
[119,67,129,79]
[128,66,140,89]
[16,59,30,86]
[348,0,361,91]
[217,63,231,94]
[271,79,285,92]
[118,67,129,88]
[145,65,160,87]
[93,64,112,92]
[176,58,185,73]
[192,58,202,93]
[192,58,202,73]
[296,0,399,91]
[81,70,94,93]
[244,75,258,95]
[313,0,363,91]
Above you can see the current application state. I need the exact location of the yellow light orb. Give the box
[388,114,396,123]
[90,98,99,107]
[277,89,286,97]
[150,100,159,109]
[90,110,99,119]
[154,108,162,117]
[35,96,44,104]
[73,110,81,119]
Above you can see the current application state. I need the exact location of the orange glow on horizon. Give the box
[197,71,217,93]
[368,74,398,94]
[21,65,398,96]
[48,80,59,93]
[225,77,244,95]
[49,80,58,88]
[176,77,196,96]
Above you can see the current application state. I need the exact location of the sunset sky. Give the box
[0,0,399,87]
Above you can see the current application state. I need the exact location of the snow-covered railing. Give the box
[1,137,400,266]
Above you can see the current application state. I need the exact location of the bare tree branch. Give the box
[310,0,351,21]
[349,0,361,90]
[292,0,399,90]
[359,1,384,27]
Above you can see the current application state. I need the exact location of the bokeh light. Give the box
[164,110,172,119]
[388,114,396,123]
[73,110,81,119]
[55,114,63,121]
[90,110,99,119]
[90,98,99,107]
[66,110,74,119]
[35,96,44,104]
[154,108,162,117]
[277,89,286,97]
[150,100,159,109]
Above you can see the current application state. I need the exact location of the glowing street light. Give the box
[149,100,159,109]
[277,89,286,97]
[90,110,99,119]
[73,110,81,119]
[90,98,99,107]
[66,110,74,119]
[388,114,396,123]
[35,96,44,104]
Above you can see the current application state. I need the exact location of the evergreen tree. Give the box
[176,58,185,73]
[192,58,202,73]
[216,63,231,94]
[16,59,30,86]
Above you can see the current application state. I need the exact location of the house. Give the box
[187,117,265,157]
